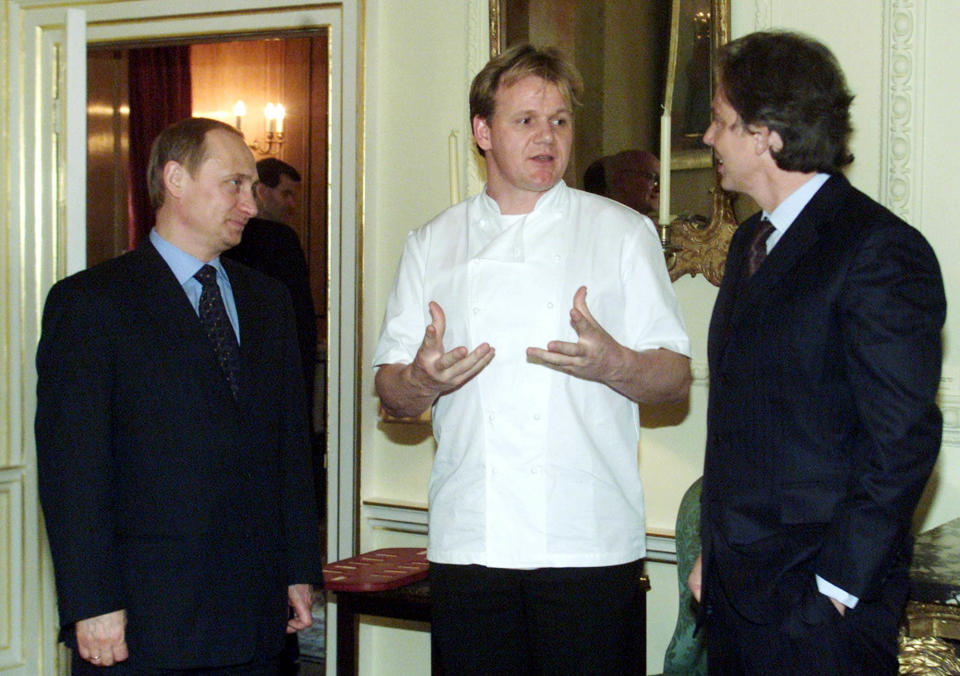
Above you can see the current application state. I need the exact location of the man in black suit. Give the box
[36,117,323,674]
[224,158,317,414]
[689,32,945,674]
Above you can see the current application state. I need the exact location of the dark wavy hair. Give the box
[717,31,854,173]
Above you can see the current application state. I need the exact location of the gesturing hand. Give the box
[409,301,494,395]
[376,301,495,418]
[526,286,624,383]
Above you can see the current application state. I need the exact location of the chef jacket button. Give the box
[533,413,541,421]
[553,254,561,262]
[473,307,480,315]
[546,302,554,309]
[488,413,495,422]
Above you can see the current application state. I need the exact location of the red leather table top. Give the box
[323,547,429,592]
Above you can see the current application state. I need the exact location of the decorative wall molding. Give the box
[880,0,924,224]
[940,395,960,448]
[754,0,773,30]
[363,500,429,535]
[0,477,23,668]
[363,501,678,564]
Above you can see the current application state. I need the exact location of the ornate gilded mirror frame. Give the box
[489,0,739,287]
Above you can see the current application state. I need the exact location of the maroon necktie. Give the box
[746,217,775,278]
[194,265,242,399]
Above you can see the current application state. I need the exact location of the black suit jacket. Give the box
[35,242,323,669]
[701,174,945,625]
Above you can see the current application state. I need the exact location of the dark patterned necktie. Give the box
[746,217,775,278]
[194,265,241,399]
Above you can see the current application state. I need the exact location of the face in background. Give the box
[168,128,258,261]
[609,150,660,215]
[703,88,763,197]
[473,74,573,214]
[255,173,301,224]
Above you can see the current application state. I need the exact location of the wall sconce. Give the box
[233,99,285,156]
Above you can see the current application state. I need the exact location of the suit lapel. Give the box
[132,242,241,407]
[710,214,755,367]
[223,259,264,408]
[715,175,849,366]
[131,243,206,346]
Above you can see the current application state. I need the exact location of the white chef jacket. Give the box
[373,180,690,568]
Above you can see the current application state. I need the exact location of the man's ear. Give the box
[753,127,782,156]
[163,161,185,199]
[473,115,492,152]
[254,182,269,202]
[767,129,784,155]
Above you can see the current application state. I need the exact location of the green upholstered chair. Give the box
[662,477,707,675]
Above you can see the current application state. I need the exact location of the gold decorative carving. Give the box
[658,0,737,287]
[898,634,960,674]
[666,171,739,286]
[903,600,960,641]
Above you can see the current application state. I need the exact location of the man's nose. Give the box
[534,120,556,143]
[239,189,258,216]
[703,124,715,146]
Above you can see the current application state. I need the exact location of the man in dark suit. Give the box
[689,32,945,674]
[36,117,323,674]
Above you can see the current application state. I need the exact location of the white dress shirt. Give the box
[374,181,690,568]
[150,228,241,343]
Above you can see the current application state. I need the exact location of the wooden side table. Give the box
[324,548,434,676]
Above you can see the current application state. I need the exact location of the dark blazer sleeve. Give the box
[35,274,126,631]
[815,205,945,598]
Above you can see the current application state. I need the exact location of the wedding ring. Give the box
[92,655,101,662]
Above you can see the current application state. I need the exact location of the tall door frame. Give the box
[5,1,361,673]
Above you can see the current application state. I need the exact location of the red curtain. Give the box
[127,46,192,250]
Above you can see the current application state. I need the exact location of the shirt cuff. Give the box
[815,574,859,609]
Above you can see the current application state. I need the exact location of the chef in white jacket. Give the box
[374,43,691,675]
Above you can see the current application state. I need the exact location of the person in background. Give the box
[374,44,691,674]
[584,149,660,216]
[224,157,317,412]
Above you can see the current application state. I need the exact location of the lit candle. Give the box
[233,100,246,131]
[275,104,285,134]
[264,103,276,133]
[448,130,460,205]
[659,110,672,226]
